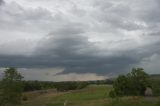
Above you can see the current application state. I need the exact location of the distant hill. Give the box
[150,74,160,80]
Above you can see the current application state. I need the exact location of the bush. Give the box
[152,80,160,96]
[113,68,151,96]
[109,90,116,98]
[54,81,88,91]
[23,81,55,91]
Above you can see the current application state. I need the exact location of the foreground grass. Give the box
[47,85,112,106]
[108,97,160,106]
[21,85,160,106]
[21,85,112,106]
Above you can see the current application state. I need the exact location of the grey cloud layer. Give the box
[0,0,4,5]
[0,0,160,76]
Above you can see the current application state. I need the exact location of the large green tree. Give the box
[0,67,24,106]
[112,68,151,96]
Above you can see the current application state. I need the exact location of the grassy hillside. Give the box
[21,85,160,106]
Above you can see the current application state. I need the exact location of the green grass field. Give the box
[21,85,160,106]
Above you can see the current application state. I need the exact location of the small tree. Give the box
[109,90,116,98]
[113,75,129,96]
[127,68,151,95]
[0,68,24,106]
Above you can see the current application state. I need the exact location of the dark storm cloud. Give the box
[32,24,138,74]
[0,0,160,77]
[0,26,160,75]
[0,22,138,74]
[0,41,159,75]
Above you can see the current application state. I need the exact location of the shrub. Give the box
[109,90,116,98]
[54,81,88,91]
[152,80,160,96]
[113,68,151,96]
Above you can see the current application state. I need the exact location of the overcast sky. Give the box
[0,0,160,81]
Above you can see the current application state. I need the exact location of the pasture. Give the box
[20,85,160,106]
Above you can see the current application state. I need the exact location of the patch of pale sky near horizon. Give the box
[0,67,107,81]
